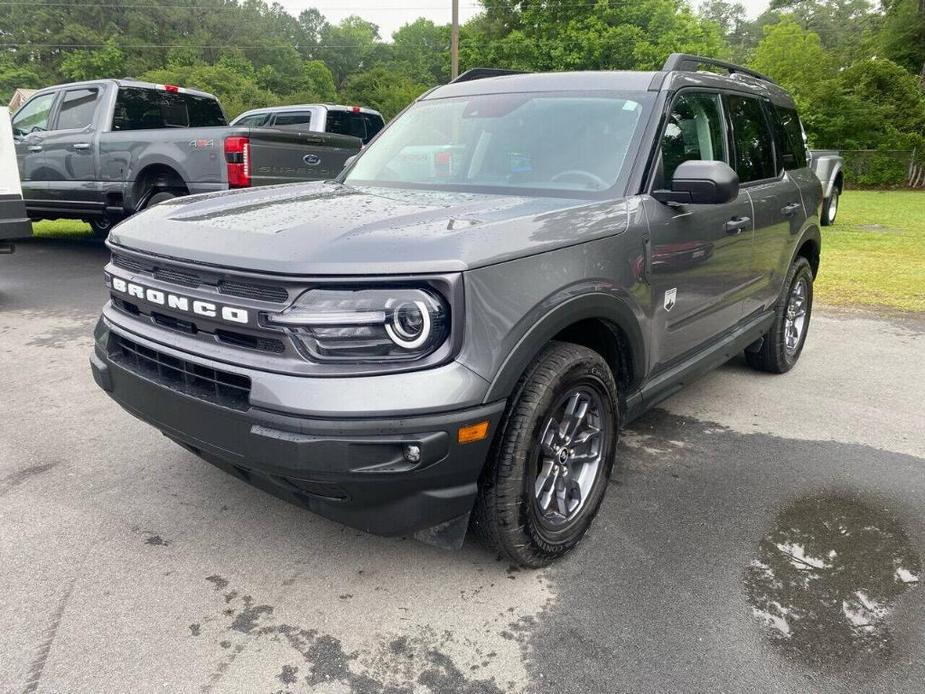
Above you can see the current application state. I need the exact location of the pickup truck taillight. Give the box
[224,136,250,188]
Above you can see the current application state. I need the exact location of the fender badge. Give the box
[664,288,677,311]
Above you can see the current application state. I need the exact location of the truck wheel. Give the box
[746,256,814,374]
[145,191,177,208]
[821,188,838,226]
[472,342,619,568]
[89,217,113,238]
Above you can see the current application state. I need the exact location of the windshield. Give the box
[345,91,651,196]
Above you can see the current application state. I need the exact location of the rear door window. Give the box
[54,88,99,130]
[363,114,384,141]
[234,113,270,127]
[12,92,57,136]
[725,94,776,182]
[273,111,312,126]
[326,110,368,142]
[660,91,727,182]
[112,87,226,130]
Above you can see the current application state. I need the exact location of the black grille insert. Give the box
[111,335,251,411]
[219,280,288,303]
[112,254,146,273]
[153,267,200,288]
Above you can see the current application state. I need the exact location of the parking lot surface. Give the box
[2,237,924,693]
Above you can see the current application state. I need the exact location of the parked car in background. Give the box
[12,80,364,236]
[0,107,31,254]
[809,149,844,225]
[92,55,822,567]
[231,104,385,145]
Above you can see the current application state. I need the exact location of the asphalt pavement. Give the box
[2,236,924,693]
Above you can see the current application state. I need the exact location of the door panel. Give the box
[41,87,102,209]
[10,91,57,203]
[745,176,804,316]
[645,90,756,372]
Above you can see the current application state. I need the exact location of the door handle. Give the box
[72,143,91,150]
[725,216,751,234]
[27,145,42,152]
[781,202,801,216]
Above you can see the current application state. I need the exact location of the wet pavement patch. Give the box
[745,493,921,669]
[196,577,506,693]
[523,409,925,692]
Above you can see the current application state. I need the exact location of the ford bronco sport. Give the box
[91,55,822,567]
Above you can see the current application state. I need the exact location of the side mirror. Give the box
[653,160,739,205]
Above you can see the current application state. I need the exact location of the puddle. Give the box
[744,493,921,669]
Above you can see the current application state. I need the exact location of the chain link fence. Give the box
[839,149,925,188]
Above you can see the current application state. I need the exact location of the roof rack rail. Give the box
[661,53,776,85]
[450,68,526,84]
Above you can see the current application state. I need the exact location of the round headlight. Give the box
[386,300,431,349]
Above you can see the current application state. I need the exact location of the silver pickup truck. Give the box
[12,79,363,235]
[809,149,844,226]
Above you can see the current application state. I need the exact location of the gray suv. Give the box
[91,55,821,567]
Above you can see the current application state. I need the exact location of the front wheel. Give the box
[88,217,113,238]
[821,187,839,226]
[472,342,619,567]
[746,256,814,374]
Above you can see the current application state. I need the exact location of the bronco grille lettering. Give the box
[109,275,250,324]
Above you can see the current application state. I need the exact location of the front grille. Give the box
[111,335,251,411]
[112,254,146,273]
[111,252,289,303]
[154,267,200,288]
[219,280,288,303]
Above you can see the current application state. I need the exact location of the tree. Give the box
[340,66,428,120]
[879,0,925,81]
[60,40,126,82]
[317,16,382,88]
[391,19,451,86]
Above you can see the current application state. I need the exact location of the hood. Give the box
[109,181,630,275]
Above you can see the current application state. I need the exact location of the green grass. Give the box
[32,218,92,238]
[30,190,925,313]
[816,190,925,312]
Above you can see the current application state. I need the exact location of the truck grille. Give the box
[111,335,251,411]
[111,252,289,303]
[219,280,288,303]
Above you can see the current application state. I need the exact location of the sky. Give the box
[275,0,772,41]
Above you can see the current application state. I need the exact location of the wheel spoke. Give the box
[534,459,557,499]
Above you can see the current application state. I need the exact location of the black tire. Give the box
[88,217,113,238]
[746,256,814,374]
[145,191,177,208]
[820,187,838,226]
[472,342,619,568]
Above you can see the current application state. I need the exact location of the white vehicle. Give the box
[230,104,385,145]
[0,107,32,254]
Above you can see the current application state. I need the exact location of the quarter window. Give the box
[660,92,727,182]
[55,88,99,130]
[726,95,776,182]
[771,105,808,170]
[11,92,57,136]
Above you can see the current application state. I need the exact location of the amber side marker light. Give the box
[458,421,490,444]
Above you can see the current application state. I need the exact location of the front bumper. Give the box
[91,316,506,538]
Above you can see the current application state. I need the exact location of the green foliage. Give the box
[340,66,428,120]
[1,0,922,187]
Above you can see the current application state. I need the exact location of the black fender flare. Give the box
[484,292,648,403]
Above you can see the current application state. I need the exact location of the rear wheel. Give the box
[746,256,814,374]
[472,342,619,567]
[821,187,839,226]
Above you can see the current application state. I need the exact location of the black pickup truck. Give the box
[12,79,363,235]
